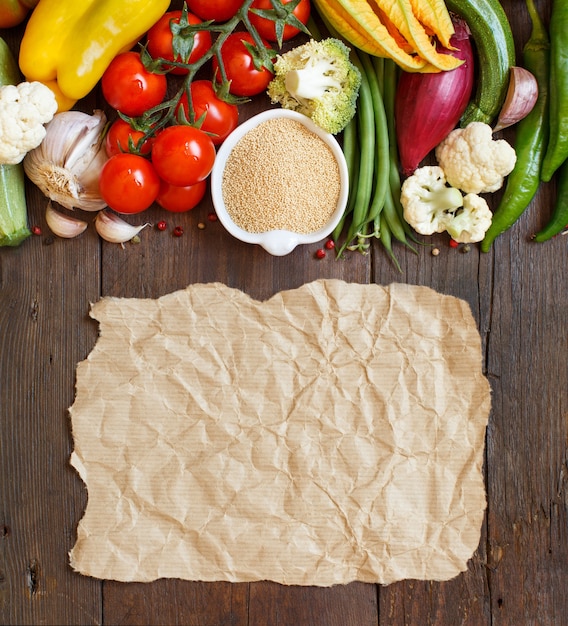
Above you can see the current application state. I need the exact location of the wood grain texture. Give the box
[1,0,567,624]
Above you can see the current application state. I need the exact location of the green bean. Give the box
[381,59,400,193]
[382,187,408,244]
[333,114,358,243]
[380,58,420,243]
[541,0,568,181]
[360,52,389,227]
[382,185,418,256]
[481,0,550,251]
[341,50,375,248]
[379,213,402,273]
[534,158,568,241]
[346,221,371,254]
[373,53,385,92]
[342,114,358,209]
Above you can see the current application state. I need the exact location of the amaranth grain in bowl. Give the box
[221,117,341,234]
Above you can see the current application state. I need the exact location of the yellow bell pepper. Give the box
[18,0,170,110]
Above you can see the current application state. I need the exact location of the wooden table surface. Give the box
[1,1,567,624]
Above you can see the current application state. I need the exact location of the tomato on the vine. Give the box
[249,0,311,42]
[156,179,207,213]
[177,80,239,145]
[212,32,275,97]
[151,125,216,187]
[99,153,161,214]
[105,119,154,156]
[186,0,242,22]
[101,52,167,116]
[146,10,212,75]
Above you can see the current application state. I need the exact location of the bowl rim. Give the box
[210,108,349,255]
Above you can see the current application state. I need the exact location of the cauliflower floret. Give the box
[445,194,493,243]
[401,166,464,235]
[0,81,57,164]
[401,166,493,243]
[435,121,517,194]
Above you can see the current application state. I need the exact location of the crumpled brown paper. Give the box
[68,280,491,585]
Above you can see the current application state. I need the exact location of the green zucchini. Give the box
[444,0,516,127]
[0,37,30,247]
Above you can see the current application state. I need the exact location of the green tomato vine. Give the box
[123,0,310,145]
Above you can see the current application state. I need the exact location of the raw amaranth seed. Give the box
[221,118,341,234]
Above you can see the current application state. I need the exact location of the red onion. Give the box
[395,15,475,177]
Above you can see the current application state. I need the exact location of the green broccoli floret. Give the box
[266,38,361,135]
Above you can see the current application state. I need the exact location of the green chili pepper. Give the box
[481,0,550,252]
[541,0,568,181]
[534,158,568,241]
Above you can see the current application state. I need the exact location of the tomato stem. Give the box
[124,0,301,145]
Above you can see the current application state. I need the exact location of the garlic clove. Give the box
[494,66,539,132]
[95,209,150,244]
[23,109,109,212]
[45,202,88,238]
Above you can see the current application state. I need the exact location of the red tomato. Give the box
[151,125,216,187]
[146,10,212,75]
[156,179,207,212]
[213,32,275,97]
[249,0,310,42]
[186,0,242,22]
[105,119,154,156]
[99,153,160,214]
[101,52,167,116]
[177,80,238,145]
[0,0,35,28]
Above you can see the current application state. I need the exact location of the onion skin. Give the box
[395,15,475,177]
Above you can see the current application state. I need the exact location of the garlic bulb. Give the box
[494,67,539,132]
[45,202,88,238]
[95,209,150,244]
[23,109,109,211]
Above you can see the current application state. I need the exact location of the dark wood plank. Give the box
[2,0,567,624]
[483,179,568,625]
[481,2,568,624]
[103,580,250,626]
[1,184,102,624]
[248,581,378,626]
[0,17,105,624]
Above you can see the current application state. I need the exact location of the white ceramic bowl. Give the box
[210,109,349,256]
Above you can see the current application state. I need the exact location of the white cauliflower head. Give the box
[401,165,493,243]
[0,81,58,164]
[435,121,517,194]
